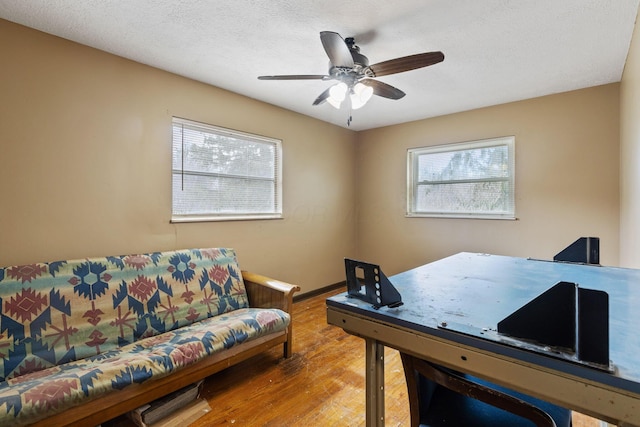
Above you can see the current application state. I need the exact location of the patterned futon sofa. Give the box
[0,248,299,426]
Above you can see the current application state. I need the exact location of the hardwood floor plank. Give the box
[106,289,600,426]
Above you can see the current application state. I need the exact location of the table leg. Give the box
[365,338,385,427]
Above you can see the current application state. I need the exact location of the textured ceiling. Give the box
[1,0,638,131]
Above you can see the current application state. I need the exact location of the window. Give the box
[171,118,282,222]
[407,136,515,219]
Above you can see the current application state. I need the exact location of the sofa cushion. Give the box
[0,307,289,425]
[0,248,248,381]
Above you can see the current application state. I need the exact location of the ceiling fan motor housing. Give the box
[345,37,369,67]
[329,37,369,80]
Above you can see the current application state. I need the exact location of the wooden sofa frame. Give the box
[31,271,300,427]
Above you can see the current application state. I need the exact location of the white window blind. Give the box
[171,118,282,222]
[407,137,515,219]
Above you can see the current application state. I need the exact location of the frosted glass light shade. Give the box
[327,82,348,109]
[351,83,374,109]
[329,83,348,101]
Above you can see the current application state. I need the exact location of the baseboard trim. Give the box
[293,281,345,302]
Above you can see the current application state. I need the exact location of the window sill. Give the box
[171,214,283,223]
[406,213,517,220]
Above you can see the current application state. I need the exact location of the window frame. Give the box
[171,117,283,223]
[406,136,515,220]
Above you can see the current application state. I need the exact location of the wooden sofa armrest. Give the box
[241,271,300,358]
[241,271,300,313]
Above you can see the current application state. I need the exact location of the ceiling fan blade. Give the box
[320,31,354,68]
[360,79,406,100]
[366,51,444,77]
[258,75,328,80]
[312,87,332,106]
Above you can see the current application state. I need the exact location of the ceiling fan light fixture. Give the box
[350,82,374,110]
[329,82,348,102]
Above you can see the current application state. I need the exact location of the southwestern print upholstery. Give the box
[0,248,290,425]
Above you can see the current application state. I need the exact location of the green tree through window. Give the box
[172,118,282,222]
[408,137,515,219]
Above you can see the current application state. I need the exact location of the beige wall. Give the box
[620,7,640,268]
[0,20,358,293]
[356,84,620,275]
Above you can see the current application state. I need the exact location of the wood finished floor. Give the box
[108,289,601,426]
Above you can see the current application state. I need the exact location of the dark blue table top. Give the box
[327,252,640,394]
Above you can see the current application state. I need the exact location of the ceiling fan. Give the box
[258,31,444,113]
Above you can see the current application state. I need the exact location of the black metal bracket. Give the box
[344,258,403,309]
[554,237,600,265]
[497,281,609,368]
